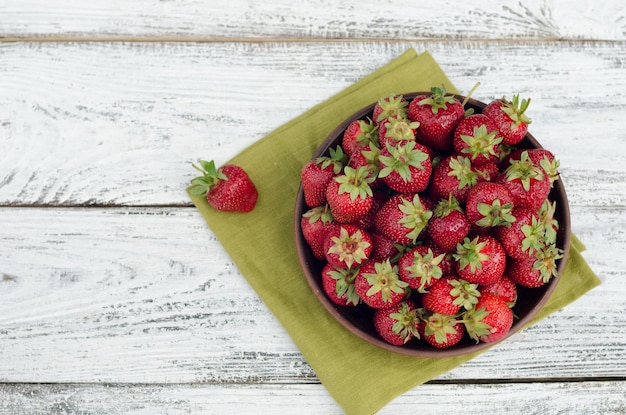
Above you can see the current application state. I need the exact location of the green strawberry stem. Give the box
[461,81,481,108]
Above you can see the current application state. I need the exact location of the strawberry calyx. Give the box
[363,259,409,304]
[500,94,532,128]
[538,199,559,245]
[327,266,361,306]
[532,244,564,283]
[397,194,433,243]
[459,306,493,343]
[389,301,421,342]
[405,248,445,292]
[504,151,545,192]
[476,199,516,227]
[417,86,457,115]
[189,159,228,196]
[434,194,463,218]
[302,204,334,225]
[379,141,429,183]
[453,236,489,273]
[316,145,348,175]
[460,125,503,161]
[382,117,420,143]
[375,94,408,122]
[327,226,371,269]
[334,166,374,201]
[449,279,481,311]
[520,214,547,254]
[420,310,460,345]
[355,117,380,146]
[538,155,561,186]
[448,156,480,190]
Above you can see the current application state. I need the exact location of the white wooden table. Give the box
[1,2,625,413]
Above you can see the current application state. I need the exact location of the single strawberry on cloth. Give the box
[187,48,601,415]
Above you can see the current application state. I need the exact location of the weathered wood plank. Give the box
[0,381,624,415]
[1,41,625,206]
[0,205,620,383]
[1,0,625,41]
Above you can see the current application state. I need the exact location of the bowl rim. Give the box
[294,92,572,358]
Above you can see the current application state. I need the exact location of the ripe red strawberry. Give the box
[479,274,517,307]
[422,275,480,315]
[301,205,338,260]
[428,195,470,252]
[453,235,506,285]
[426,241,456,275]
[494,207,544,260]
[407,86,465,151]
[453,114,503,166]
[465,181,515,228]
[342,117,379,157]
[378,116,420,148]
[508,244,563,288]
[326,166,374,223]
[321,263,361,307]
[378,141,432,193]
[418,310,466,349]
[323,224,372,269]
[190,159,258,212]
[473,160,500,182]
[373,300,420,345]
[398,246,445,292]
[428,155,479,204]
[369,230,401,261]
[497,150,550,211]
[355,259,409,309]
[300,146,346,207]
[349,189,387,231]
[374,193,433,245]
[372,94,408,124]
[462,292,513,343]
[483,95,531,145]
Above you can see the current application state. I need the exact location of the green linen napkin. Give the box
[188,48,601,415]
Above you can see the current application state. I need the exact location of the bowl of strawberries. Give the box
[294,88,570,357]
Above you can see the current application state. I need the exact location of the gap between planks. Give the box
[2,376,625,387]
[1,36,624,44]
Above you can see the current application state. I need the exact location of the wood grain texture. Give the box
[0,206,622,383]
[0,381,624,415]
[1,40,625,206]
[1,0,625,41]
[1,1,625,412]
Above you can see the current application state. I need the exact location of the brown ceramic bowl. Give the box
[294,93,571,357]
